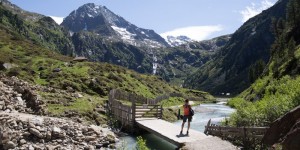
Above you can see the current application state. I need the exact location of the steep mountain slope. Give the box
[187,34,232,52]
[0,0,43,21]
[71,31,153,73]
[62,3,169,48]
[0,0,74,55]
[184,0,289,95]
[228,0,300,128]
[155,34,231,84]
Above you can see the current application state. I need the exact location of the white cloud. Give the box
[49,16,64,24]
[160,25,223,41]
[240,0,275,22]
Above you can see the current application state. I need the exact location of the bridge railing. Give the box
[108,89,164,128]
[134,104,163,119]
[204,119,269,140]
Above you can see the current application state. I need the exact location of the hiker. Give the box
[180,99,193,135]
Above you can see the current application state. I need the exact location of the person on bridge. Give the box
[180,99,192,135]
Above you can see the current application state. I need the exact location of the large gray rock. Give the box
[3,141,16,149]
[0,132,9,145]
[29,128,44,138]
[52,126,61,134]
[19,139,26,145]
[3,63,13,70]
[85,136,96,142]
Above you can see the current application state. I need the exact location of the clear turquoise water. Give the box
[117,103,235,150]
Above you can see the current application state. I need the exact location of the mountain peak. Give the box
[62,3,169,48]
[71,3,109,19]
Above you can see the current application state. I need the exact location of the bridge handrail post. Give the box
[156,105,158,118]
[204,119,211,135]
[160,105,163,119]
[131,97,136,126]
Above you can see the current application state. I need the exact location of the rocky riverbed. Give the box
[0,75,117,149]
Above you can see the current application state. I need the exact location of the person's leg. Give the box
[181,116,187,134]
[187,117,191,134]
[181,121,185,133]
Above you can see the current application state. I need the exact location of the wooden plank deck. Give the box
[136,118,214,147]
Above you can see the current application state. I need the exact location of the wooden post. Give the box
[204,119,211,135]
[154,105,160,119]
[131,98,136,127]
[160,105,163,119]
[243,126,248,149]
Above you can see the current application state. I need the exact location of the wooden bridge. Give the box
[107,89,237,149]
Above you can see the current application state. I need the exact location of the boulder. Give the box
[19,139,26,145]
[105,134,116,143]
[3,63,13,70]
[52,126,64,139]
[52,126,61,134]
[46,131,52,140]
[85,136,96,142]
[3,141,16,149]
[0,132,9,145]
[263,105,300,147]
[52,68,62,72]
[74,93,83,98]
[28,145,34,150]
[0,100,5,106]
[282,121,300,150]
[29,128,44,138]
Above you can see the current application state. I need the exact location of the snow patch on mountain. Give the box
[111,26,136,41]
[162,35,194,47]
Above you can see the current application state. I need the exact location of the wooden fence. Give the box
[108,89,163,128]
[204,119,269,140]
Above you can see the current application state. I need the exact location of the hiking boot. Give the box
[186,131,189,135]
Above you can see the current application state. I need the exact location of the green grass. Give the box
[228,75,300,126]
[47,95,104,115]
[158,97,185,107]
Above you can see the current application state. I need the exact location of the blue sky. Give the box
[10,0,277,41]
